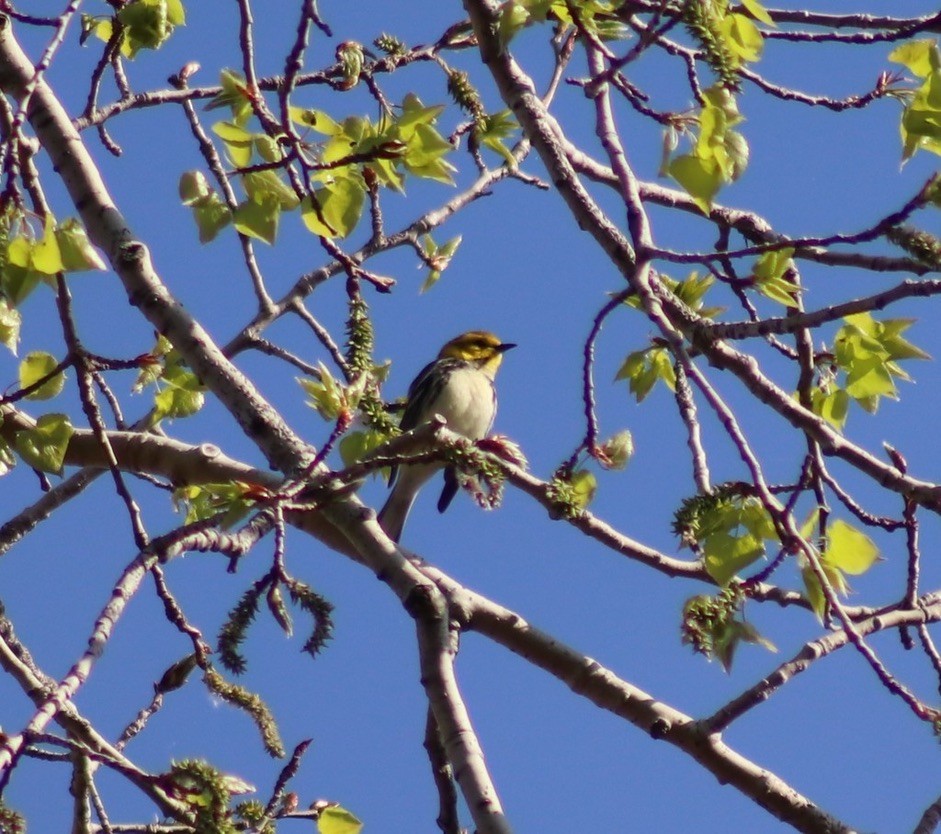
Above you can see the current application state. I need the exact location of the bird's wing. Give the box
[387,358,459,486]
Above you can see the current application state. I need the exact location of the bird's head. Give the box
[439,330,516,374]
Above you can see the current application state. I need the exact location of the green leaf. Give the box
[55,219,106,271]
[703,528,765,587]
[2,263,42,307]
[721,13,764,63]
[116,0,182,57]
[242,170,300,210]
[31,217,64,275]
[174,482,255,527]
[395,94,446,136]
[752,247,793,281]
[154,385,204,420]
[318,805,363,834]
[254,134,284,163]
[205,69,253,125]
[799,508,820,540]
[212,120,255,167]
[166,0,185,26]
[300,177,366,240]
[6,235,31,269]
[801,564,827,620]
[809,386,849,429]
[844,355,897,401]
[299,363,346,420]
[419,234,462,292]
[402,123,457,184]
[751,247,797,305]
[192,193,233,243]
[233,196,280,245]
[14,413,73,473]
[339,428,390,468]
[700,496,777,586]
[897,67,941,159]
[154,364,205,420]
[133,334,172,392]
[289,106,342,135]
[801,556,851,620]
[824,519,880,576]
[740,0,774,26]
[498,1,532,47]
[80,14,118,51]
[179,170,211,205]
[475,110,520,165]
[615,346,676,402]
[180,172,232,242]
[880,318,931,361]
[19,351,66,400]
[668,154,723,213]
[889,40,941,78]
[0,299,22,354]
[714,619,777,673]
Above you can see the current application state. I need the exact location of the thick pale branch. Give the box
[424,564,854,834]
[0,17,310,476]
[412,589,511,834]
[0,405,271,487]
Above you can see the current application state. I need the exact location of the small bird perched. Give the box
[377,330,515,542]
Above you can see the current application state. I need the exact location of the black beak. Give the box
[498,343,517,353]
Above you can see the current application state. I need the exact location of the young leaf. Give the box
[339,428,390,468]
[889,40,940,79]
[31,217,64,275]
[242,170,300,210]
[56,219,106,271]
[193,194,233,243]
[233,196,280,245]
[721,13,764,64]
[299,363,346,421]
[0,300,22,354]
[205,69,253,125]
[318,805,363,834]
[824,519,880,576]
[212,120,255,167]
[615,346,676,402]
[597,430,633,470]
[300,177,366,240]
[14,413,74,474]
[1,263,42,307]
[179,170,212,205]
[116,0,184,57]
[809,386,849,429]
[154,364,205,420]
[668,154,723,213]
[19,351,66,400]
[289,106,342,135]
[740,0,774,26]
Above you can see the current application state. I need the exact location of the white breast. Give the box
[429,366,497,439]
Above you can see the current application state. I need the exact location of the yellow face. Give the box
[439,330,516,373]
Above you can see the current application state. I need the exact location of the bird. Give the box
[377,330,515,542]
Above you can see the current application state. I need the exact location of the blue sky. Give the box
[3,1,941,831]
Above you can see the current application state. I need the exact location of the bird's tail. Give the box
[376,463,438,543]
[376,488,416,543]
